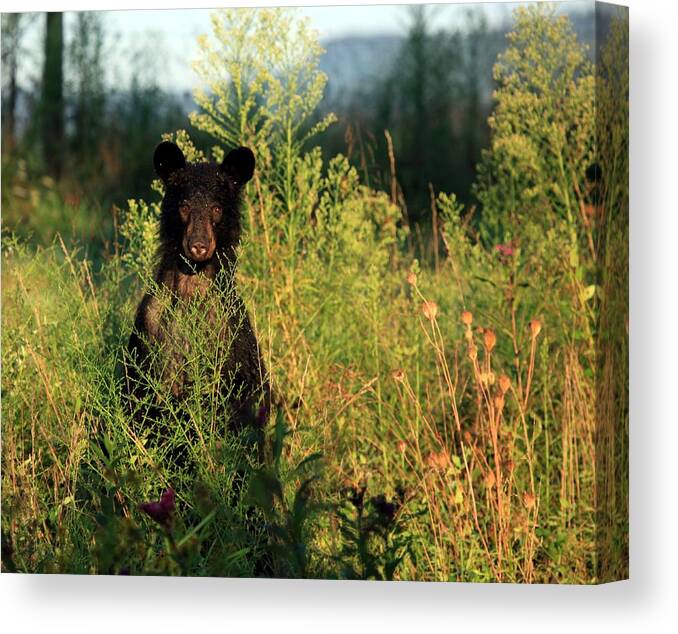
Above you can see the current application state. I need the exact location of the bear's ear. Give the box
[219,147,255,187]
[154,141,186,182]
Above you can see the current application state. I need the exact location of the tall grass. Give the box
[1,6,628,582]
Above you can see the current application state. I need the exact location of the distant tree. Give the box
[1,14,20,149]
[42,12,64,178]
[1,14,25,151]
[364,6,501,223]
[457,9,491,200]
[68,12,106,166]
[103,35,189,199]
[377,5,460,222]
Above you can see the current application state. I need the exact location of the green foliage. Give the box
[475,5,595,256]
[191,8,336,216]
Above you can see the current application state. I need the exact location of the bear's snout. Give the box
[182,215,217,263]
[189,241,210,261]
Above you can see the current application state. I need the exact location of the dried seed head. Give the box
[426,450,451,470]
[499,374,511,394]
[397,440,407,454]
[522,491,536,510]
[494,394,505,410]
[406,270,417,286]
[479,372,496,386]
[484,470,496,489]
[529,319,542,338]
[484,329,497,351]
[468,344,478,362]
[461,310,473,326]
[392,368,405,383]
[463,430,473,445]
[422,300,438,321]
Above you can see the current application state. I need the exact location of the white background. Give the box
[1,0,676,632]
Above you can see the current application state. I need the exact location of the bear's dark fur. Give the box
[125,141,269,437]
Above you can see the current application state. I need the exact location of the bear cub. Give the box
[125,141,270,436]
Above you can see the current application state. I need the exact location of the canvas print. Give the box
[0,1,628,583]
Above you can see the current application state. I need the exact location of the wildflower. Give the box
[406,270,417,286]
[140,488,176,527]
[484,329,497,352]
[495,243,514,257]
[396,440,407,454]
[422,300,438,321]
[255,404,269,428]
[529,319,542,337]
[461,310,473,326]
[499,374,511,394]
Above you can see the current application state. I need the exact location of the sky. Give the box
[103,3,512,90]
[10,2,592,92]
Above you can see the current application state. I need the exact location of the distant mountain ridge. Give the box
[319,35,403,109]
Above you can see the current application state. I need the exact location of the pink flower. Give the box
[140,488,175,527]
[495,243,514,257]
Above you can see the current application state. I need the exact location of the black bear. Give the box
[125,141,270,444]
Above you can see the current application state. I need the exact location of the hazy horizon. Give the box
[7,2,593,92]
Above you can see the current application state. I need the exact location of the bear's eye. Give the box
[179,204,190,222]
[211,205,222,223]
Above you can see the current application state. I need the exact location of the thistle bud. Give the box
[422,301,438,321]
[392,368,405,383]
[529,319,542,338]
[499,374,511,394]
[406,270,417,286]
[426,450,450,470]
[461,310,473,326]
[484,329,497,352]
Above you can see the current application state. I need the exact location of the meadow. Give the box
[1,6,628,583]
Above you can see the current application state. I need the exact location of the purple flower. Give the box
[140,488,175,527]
[256,403,269,428]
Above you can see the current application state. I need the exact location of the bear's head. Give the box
[153,141,255,266]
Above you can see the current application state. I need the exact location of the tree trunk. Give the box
[42,12,64,178]
[1,14,21,151]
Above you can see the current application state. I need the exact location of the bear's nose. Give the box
[190,242,209,260]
